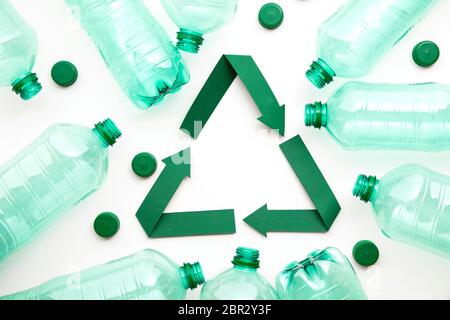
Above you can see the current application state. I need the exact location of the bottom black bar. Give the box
[0,300,441,318]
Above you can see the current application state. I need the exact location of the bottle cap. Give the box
[94,212,120,238]
[132,152,158,177]
[51,61,78,87]
[258,3,284,30]
[352,240,379,267]
[412,41,440,67]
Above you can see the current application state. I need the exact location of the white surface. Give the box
[0,0,449,300]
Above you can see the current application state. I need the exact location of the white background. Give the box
[0,0,449,300]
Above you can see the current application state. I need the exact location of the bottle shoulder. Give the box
[0,124,107,175]
[16,250,183,300]
[324,82,450,150]
[371,163,450,247]
[161,0,238,34]
[44,124,106,156]
[375,164,423,200]
[132,249,179,271]
[201,267,278,300]
[33,124,109,182]
[372,164,432,222]
[0,2,38,84]
[317,0,436,77]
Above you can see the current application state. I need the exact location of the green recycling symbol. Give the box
[136,55,341,238]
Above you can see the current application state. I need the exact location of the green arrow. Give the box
[224,55,285,135]
[244,135,341,235]
[180,54,285,139]
[136,148,191,237]
[244,205,328,237]
[135,148,236,238]
[180,56,236,139]
[280,135,341,229]
[150,210,236,238]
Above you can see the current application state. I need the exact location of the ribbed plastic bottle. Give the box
[275,247,367,300]
[354,164,450,259]
[161,0,238,53]
[305,82,450,152]
[0,0,41,100]
[0,119,121,263]
[306,0,436,89]
[65,0,190,109]
[1,249,205,300]
[200,247,278,300]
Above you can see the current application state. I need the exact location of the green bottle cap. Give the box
[412,41,440,67]
[94,212,120,238]
[132,152,158,178]
[352,240,379,267]
[51,61,78,87]
[258,3,284,30]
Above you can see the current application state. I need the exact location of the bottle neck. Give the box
[12,72,42,100]
[353,174,379,203]
[92,119,122,148]
[306,58,335,89]
[305,102,328,128]
[179,262,205,290]
[176,28,204,54]
[232,247,260,271]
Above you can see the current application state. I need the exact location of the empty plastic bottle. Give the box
[305,82,450,152]
[0,119,121,262]
[275,247,367,300]
[161,0,239,53]
[0,0,41,100]
[1,249,205,300]
[65,0,190,109]
[354,164,450,259]
[200,247,278,300]
[306,0,436,89]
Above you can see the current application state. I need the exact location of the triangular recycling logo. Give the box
[136,55,341,238]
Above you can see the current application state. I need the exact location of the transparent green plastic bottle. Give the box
[1,249,205,300]
[354,164,450,259]
[306,0,436,89]
[161,0,239,53]
[0,119,121,263]
[200,247,278,300]
[0,0,41,100]
[275,247,367,300]
[65,0,190,109]
[305,82,450,152]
